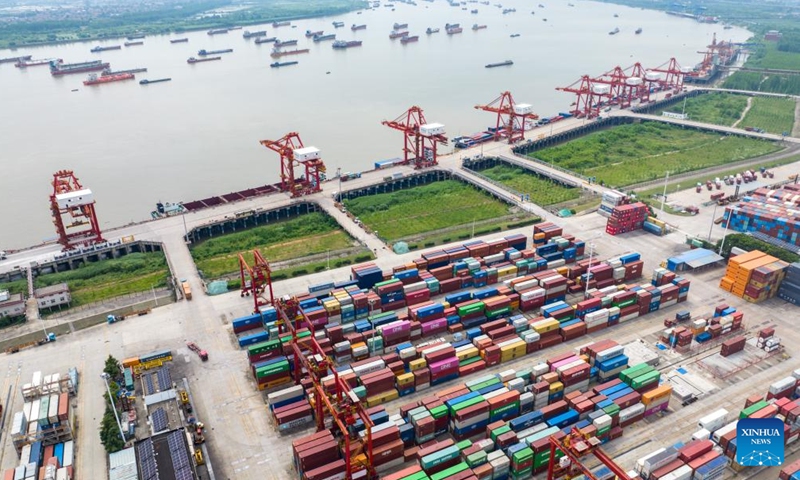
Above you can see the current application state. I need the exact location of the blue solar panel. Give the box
[168,430,194,480]
[137,438,158,480]
[156,368,172,392]
[144,373,155,395]
[152,408,168,433]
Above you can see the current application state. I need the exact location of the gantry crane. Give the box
[547,428,632,480]
[648,58,686,92]
[238,249,274,314]
[260,132,327,197]
[556,76,603,119]
[275,295,377,479]
[475,91,537,143]
[382,106,448,169]
[49,170,104,250]
[623,62,652,107]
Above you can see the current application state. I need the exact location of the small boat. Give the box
[187,56,221,63]
[170,38,189,43]
[140,78,171,85]
[127,34,146,40]
[352,24,367,30]
[243,30,268,39]
[471,9,478,14]
[305,30,324,38]
[124,41,143,47]
[426,27,440,34]
[472,24,487,30]
[400,35,419,44]
[510,33,520,38]
[255,37,278,44]
[635,27,643,34]
[609,27,619,35]
[613,13,619,17]
[333,21,345,28]
[485,60,513,68]
[270,61,299,67]
[207,29,229,35]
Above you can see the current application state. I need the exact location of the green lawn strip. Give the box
[740,97,796,135]
[0,280,28,296]
[748,41,800,71]
[477,164,581,205]
[343,180,514,241]
[658,93,748,126]
[401,217,540,250]
[532,122,781,187]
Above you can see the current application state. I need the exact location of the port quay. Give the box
[3,80,800,480]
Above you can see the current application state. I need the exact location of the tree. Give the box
[99,405,125,453]
[104,355,121,379]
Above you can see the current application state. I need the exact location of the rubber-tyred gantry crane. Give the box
[382,106,448,169]
[547,428,632,480]
[276,295,377,480]
[648,57,686,92]
[238,249,275,314]
[475,91,537,143]
[49,170,104,250]
[260,132,327,197]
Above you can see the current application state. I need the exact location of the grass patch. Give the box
[343,180,516,241]
[476,164,581,205]
[740,97,796,135]
[723,71,800,96]
[191,212,355,279]
[748,41,800,71]
[408,217,540,248]
[0,253,169,308]
[658,93,747,126]
[532,122,782,187]
[718,234,800,263]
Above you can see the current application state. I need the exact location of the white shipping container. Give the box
[513,104,533,115]
[595,345,624,363]
[267,385,304,405]
[508,378,525,393]
[698,408,728,432]
[635,448,666,474]
[532,363,549,378]
[692,428,711,441]
[63,440,74,468]
[292,146,321,162]
[31,371,42,388]
[419,123,445,136]
[56,469,69,480]
[14,466,25,480]
[55,189,94,209]
[593,414,612,430]
[769,376,796,395]
[28,400,40,425]
[483,387,511,401]
[620,403,646,421]
[20,444,31,466]
[712,421,738,444]
[48,394,59,424]
[661,464,692,480]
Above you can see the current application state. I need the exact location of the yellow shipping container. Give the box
[556,267,569,277]
[366,389,399,407]
[641,384,672,405]
[409,358,427,371]
[122,357,141,368]
[549,381,564,393]
[532,318,560,334]
[729,250,767,267]
[456,347,480,361]
[396,373,415,386]
[497,266,518,277]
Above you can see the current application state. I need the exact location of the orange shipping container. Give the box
[58,392,69,422]
[642,385,672,405]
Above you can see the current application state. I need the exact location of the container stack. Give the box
[757,327,781,353]
[723,188,800,245]
[643,216,667,236]
[605,202,649,235]
[598,190,628,218]
[719,250,788,302]
[268,385,313,432]
[781,459,800,480]
[719,335,746,357]
[778,262,800,305]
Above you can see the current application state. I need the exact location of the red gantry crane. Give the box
[475,91,537,143]
[275,295,377,479]
[49,170,104,250]
[238,249,275,314]
[648,57,686,92]
[260,132,327,197]
[556,76,601,119]
[381,106,448,169]
[547,428,632,480]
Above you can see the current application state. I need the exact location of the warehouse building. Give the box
[34,283,71,310]
[0,290,25,318]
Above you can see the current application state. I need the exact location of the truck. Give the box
[187,342,208,361]
[107,309,151,323]
[6,333,56,354]
[182,280,192,300]
[0,251,7,260]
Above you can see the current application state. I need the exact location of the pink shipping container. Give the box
[429,357,459,375]
[421,318,448,335]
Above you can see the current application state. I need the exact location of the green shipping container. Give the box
[421,445,461,471]
[487,307,511,319]
[248,340,280,356]
[459,357,483,367]
[511,467,533,479]
[740,400,770,419]
[630,370,660,389]
[468,377,501,392]
[456,440,472,451]
[430,405,448,419]
[466,374,498,389]
[533,451,551,469]
[450,396,485,413]
[602,403,620,417]
[467,450,487,468]
[619,363,653,384]
[430,462,469,480]
[400,473,429,480]
[280,330,310,344]
[491,425,511,442]
[512,447,533,465]
[491,401,520,419]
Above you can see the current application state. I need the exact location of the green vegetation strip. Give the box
[227,251,376,290]
[476,164,581,205]
[343,180,516,241]
[740,97,796,135]
[0,252,169,308]
[191,212,355,279]
[532,122,782,187]
[718,234,800,263]
[658,93,747,127]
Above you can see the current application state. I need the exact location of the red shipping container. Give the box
[305,459,346,480]
[687,450,720,471]
[678,440,713,463]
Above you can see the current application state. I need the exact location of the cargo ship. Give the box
[305,30,324,37]
[170,38,189,43]
[389,31,409,39]
[351,24,367,30]
[270,61,299,67]
[255,37,278,44]
[83,72,135,86]
[273,21,291,27]
[426,27,440,34]
[1,55,31,64]
[103,67,147,75]
[127,34,145,40]
[446,26,463,34]
[270,48,309,58]
[124,41,144,47]
[274,39,298,47]
[485,60,513,68]
[400,35,419,44]
[333,21,345,28]
[445,23,460,29]
[50,60,109,76]
[635,27,643,34]
[198,49,233,55]
[332,40,362,49]
[609,27,619,35]
[139,78,171,85]
[313,33,336,42]
[187,56,221,63]
[91,45,121,52]
[15,58,59,68]
[207,29,229,35]
[393,22,408,29]
[472,24,487,30]
[243,30,268,39]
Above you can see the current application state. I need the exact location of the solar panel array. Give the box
[168,430,194,480]
[144,373,155,395]
[152,408,168,433]
[137,438,158,480]
[156,367,173,391]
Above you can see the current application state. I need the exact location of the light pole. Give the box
[337,167,342,201]
[707,202,719,241]
[660,171,670,214]
[584,242,596,299]
[182,213,188,243]
[101,373,126,444]
[718,206,738,255]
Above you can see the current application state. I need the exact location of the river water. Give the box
[0,0,750,249]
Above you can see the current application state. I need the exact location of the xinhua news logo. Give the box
[736,418,784,467]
